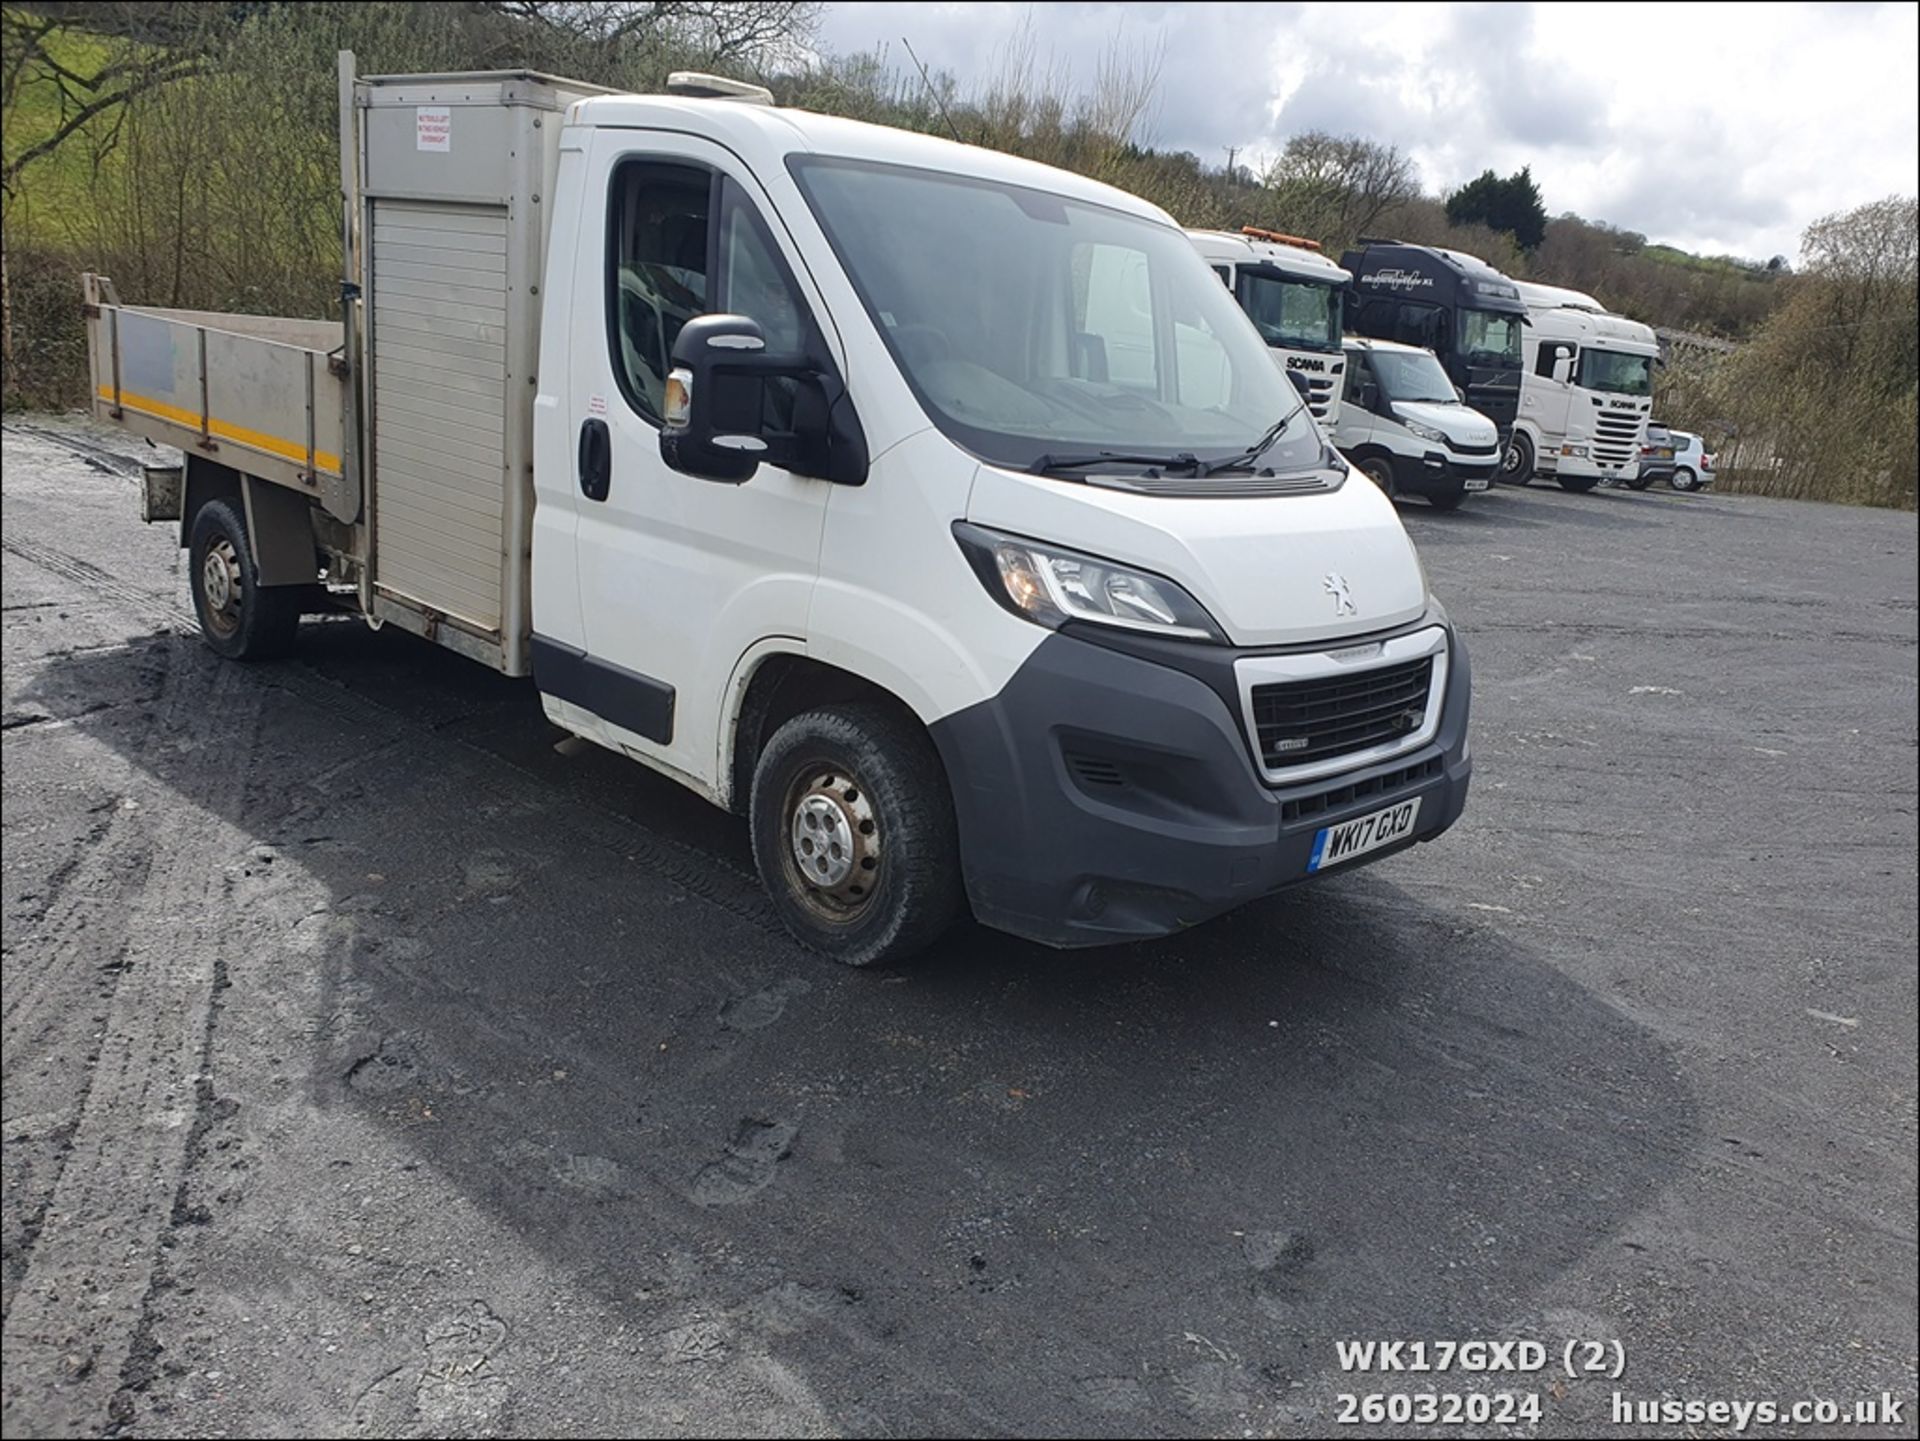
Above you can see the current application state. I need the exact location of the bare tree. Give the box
[1258,131,1417,250]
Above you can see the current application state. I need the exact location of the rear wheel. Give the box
[750,702,963,967]
[1671,466,1699,491]
[1557,474,1600,493]
[1357,455,1398,499]
[188,499,300,660]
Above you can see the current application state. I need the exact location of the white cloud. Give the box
[816,1,1920,261]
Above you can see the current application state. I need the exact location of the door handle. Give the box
[578,418,610,502]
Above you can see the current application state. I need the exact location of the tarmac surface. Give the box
[2,417,1915,1437]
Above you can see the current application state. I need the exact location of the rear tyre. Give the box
[1357,456,1398,499]
[1671,466,1699,492]
[1557,474,1601,493]
[750,702,964,967]
[1500,432,1534,485]
[188,499,300,661]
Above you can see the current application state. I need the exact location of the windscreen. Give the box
[1370,349,1459,404]
[1458,307,1523,367]
[1577,348,1654,396]
[789,156,1320,475]
[1240,272,1342,354]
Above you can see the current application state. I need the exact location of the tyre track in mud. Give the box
[0,570,267,1434]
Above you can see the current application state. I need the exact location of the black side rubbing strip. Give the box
[532,635,675,745]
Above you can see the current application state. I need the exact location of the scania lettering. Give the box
[1189,226,1352,422]
[1340,239,1528,453]
[1504,280,1658,491]
[82,56,1471,966]
[1333,338,1501,510]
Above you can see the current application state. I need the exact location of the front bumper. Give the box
[928,626,1473,948]
[1391,451,1498,499]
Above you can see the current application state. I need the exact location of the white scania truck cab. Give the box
[1186,227,1351,423]
[85,62,1472,966]
[1505,280,1658,492]
[1332,338,1502,510]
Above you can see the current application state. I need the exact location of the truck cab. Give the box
[1333,338,1502,509]
[1506,280,1658,491]
[1339,240,1528,454]
[1186,227,1351,423]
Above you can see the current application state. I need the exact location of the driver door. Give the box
[564,130,833,783]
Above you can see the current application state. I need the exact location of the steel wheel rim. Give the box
[1501,442,1524,477]
[782,765,881,922]
[202,538,243,638]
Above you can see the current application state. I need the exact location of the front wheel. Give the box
[750,702,964,967]
[1671,466,1699,491]
[1623,470,1653,491]
[1500,433,1534,485]
[1357,456,1398,499]
[1557,474,1601,493]
[1427,481,1469,511]
[188,498,301,660]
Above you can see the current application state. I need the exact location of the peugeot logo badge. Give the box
[1324,572,1356,616]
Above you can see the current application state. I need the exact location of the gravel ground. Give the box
[2,415,1915,1439]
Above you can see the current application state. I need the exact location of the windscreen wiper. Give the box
[1026,450,1203,475]
[1197,403,1302,476]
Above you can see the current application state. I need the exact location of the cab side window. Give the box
[608,163,818,429]
[1343,355,1371,405]
[608,161,712,423]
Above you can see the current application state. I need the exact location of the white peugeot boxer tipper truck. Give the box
[83,58,1472,965]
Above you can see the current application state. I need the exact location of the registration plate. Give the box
[1307,797,1422,873]
[1464,476,1491,491]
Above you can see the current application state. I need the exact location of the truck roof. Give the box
[1186,229,1351,284]
[567,94,1176,229]
[1339,239,1529,316]
[1515,279,1608,313]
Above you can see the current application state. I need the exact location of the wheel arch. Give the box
[722,647,942,817]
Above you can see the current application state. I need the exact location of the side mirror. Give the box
[660,314,806,484]
[1551,354,1575,385]
[1286,369,1312,400]
[1357,380,1379,411]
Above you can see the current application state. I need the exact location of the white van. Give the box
[1333,338,1502,509]
[87,63,1473,965]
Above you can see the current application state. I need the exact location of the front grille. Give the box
[1452,438,1499,456]
[1250,656,1434,769]
[1594,411,1642,468]
[1282,754,1444,823]
[1306,375,1336,419]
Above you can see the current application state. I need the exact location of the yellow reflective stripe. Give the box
[96,385,342,474]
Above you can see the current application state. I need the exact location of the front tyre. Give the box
[188,498,300,660]
[750,702,964,967]
[1357,455,1398,499]
[1623,470,1653,491]
[1427,481,1469,511]
[1557,474,1601,493]
[1500,432,1534,485]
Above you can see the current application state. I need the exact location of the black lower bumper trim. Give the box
[929,628,1472,948]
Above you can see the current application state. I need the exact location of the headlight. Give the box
[1560,443,1588,457]
[953,523,1226,642]
[1404,420,1448,444]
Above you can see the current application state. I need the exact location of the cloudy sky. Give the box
[816,1,1920,262]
